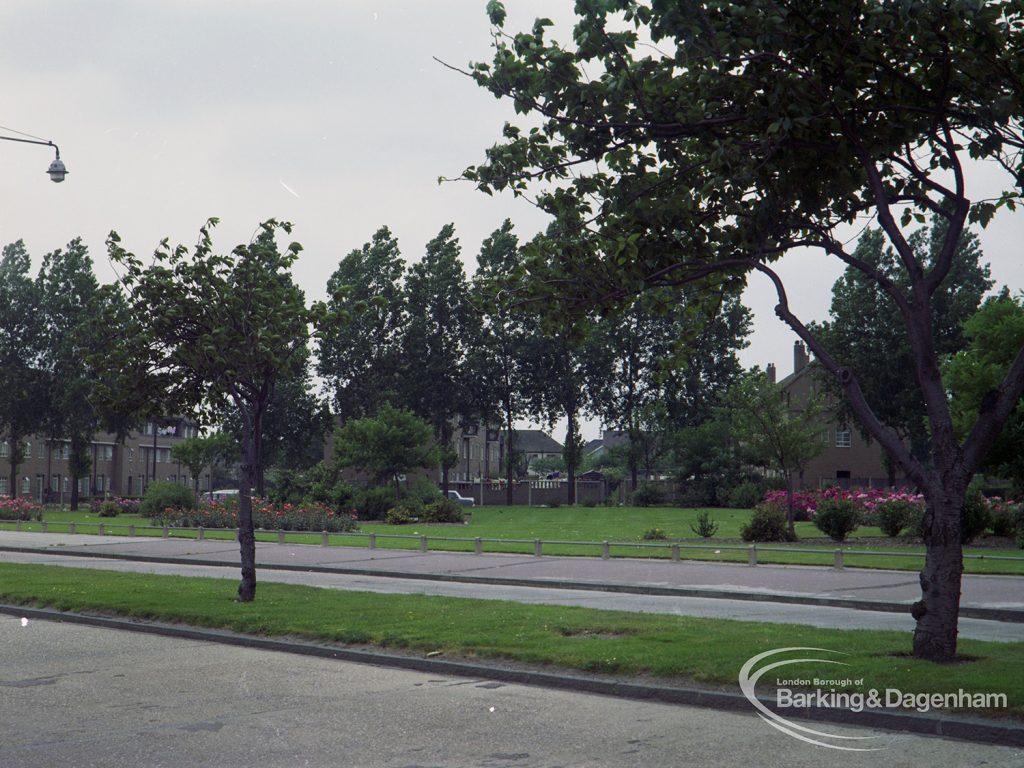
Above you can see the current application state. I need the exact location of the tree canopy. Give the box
[461,0,1024,661]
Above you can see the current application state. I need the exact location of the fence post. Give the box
[534,539,542,557]
[602,540,610,560]
[163,525,169,538]
[198,527,204,540]
[16,520,22,532]
[278,530,285,545]
[97,523,104,536]
[128,525,135,536]
[419,535,428,553]
[68,522,75,535]
[41,521,48,533]
[671,543,680,562]
[368,533,376,550]
[321,530,329,547]
[474,537,482,555]
[834,549,844,570]
[747,545,757,566]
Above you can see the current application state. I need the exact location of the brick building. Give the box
[1,417,200,502]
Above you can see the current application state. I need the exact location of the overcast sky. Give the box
[3,1,1023,440]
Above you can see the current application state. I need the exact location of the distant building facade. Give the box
[1,417,200,502]
[773,341,902,489]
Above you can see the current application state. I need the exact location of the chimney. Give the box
[794,341,808,374]
[766,363,776,384]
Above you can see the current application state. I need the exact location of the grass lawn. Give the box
[0,561,1019,717]
[3,505,1022,574]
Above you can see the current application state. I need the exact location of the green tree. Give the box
[37,238,102,509]
[399,224,480,494]
[333,404,439,502]
[0,241,48,499]
[317,227,407,423]
[469,220,534,502]
[945,292,1024,493]
[726,370,824,535]
[107,219,315,602]
[816,223,992,478]
[463,0,1024,661]
[170,433,236,496]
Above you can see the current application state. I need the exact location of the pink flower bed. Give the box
[761,487,925,522]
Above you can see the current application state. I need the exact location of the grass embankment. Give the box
[0,561,1019,717]
[3,506,1022,574]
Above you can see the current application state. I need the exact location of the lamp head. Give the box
[47,156,67,183]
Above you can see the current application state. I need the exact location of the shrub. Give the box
[0,497,43,521]
[689,510,720,538]
[140,481,197,517]
[814,498,861,542]
[642,527,667,540]
[97,500,121,518]
[875,500,917,537]
[725,481,762,510]
[960,489,991,544]
[740,504,795,542]
[631,482,665,507]
[404,477,442,504]
[353,486,395,521]
[988,500,1019,538]
[421,497,465,523]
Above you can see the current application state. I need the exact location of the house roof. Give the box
[509,429,563,454]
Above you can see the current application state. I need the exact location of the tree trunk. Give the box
[505,414,515,506]
[784,471,795,538]
[236,413,262,603]
[8,435,21,499]
[911,494,964,662]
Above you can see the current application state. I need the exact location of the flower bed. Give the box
[0,497,44,521]
[148,497,358,533]
[761,487,926,524]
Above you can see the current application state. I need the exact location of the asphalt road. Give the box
[2,549,1021,642]
[1,615,1020,768]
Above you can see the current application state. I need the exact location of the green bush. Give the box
[989,503,1019,538]
[384,497,423,525]
[403,477,442,504]
[725,481,762,510]
[740,505,795,542]
[875,500,916,537]
[140,481,197,517]
[354,486,395,521]
[642,527,667,540]
[960,490,991,544]
[689,510,720,538]
[97,500,121,518]
[814,498,861,542]
[421,497,465,523]
[631,482,665,507]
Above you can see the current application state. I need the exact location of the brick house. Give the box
[1,417,200,502]
[773,341,901,489]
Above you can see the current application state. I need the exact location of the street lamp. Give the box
[0,134,68,182]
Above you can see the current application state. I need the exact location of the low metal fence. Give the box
[5,518,1023,570]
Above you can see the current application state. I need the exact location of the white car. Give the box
[446,490,475,507]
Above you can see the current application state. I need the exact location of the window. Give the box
[22,476,30,494]
[51,475,60,492]
[0,441,8,458]
[62,476,69,492]
[37,443,45,459]
[0,477,7,494]
[836,429,852,449]
[23,441,31,457]
[821,429,831,445]
[128,448,135,462]
[97,445,113,462]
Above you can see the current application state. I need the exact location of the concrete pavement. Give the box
[6,615,1020,767]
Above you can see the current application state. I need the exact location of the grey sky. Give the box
[3,2,1023,440]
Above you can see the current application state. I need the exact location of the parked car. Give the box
[446,490,475,507]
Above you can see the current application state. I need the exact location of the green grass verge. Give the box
[0,561,1019,717]
[4,505,1022,574]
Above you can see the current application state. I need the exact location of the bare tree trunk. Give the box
[912,493,964,661]
[236,410,262,603]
